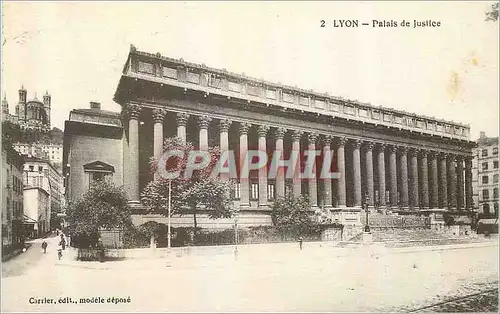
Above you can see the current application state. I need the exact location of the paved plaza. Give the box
[2,236,498,313]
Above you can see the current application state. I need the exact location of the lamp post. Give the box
[364,192,370,233]
[234,205,240,256]
[167,179,172,249]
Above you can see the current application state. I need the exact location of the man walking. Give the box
[60,234,66,250]
[298,236,303,250]
[41,241,47,254]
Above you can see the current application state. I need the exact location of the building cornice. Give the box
[115,45,471,142]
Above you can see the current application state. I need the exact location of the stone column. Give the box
[352,139,362,207]
[152,109,167,180]
[198,116,211,150]
[258,125,270,207]
[409,148,419,209]
[275,128,286,198]
[439,153,448,209]
[335,137,347,207]
[399,146,409,209]
[152,109,166,158]
[176,113,189,143]
[456,156,465,210]
[307,133,319,208]
[239,122,251,207]
[365,141,374,207]
[389,145,398,208]
[447,155,457,210]
[126,104,141,204]
[291,130,303,197]
[322,136,333,208]
[429,152,439,209]
[219,119,232,181]
[465,156,473,210]
[377,143,386,208]
[420,150,430,209]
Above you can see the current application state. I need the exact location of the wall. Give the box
[2,149,24,249]
[131,212,273,229]
[23,188,40,233]
[68,135,123,201]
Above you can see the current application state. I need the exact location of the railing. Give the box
[360,214,431,228]
[77,248,125,261]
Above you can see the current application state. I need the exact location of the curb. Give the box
[54,240,498,270]
[1,243,33,262]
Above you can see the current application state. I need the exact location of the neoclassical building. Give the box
[67,45,477,228]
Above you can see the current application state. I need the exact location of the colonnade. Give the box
[124,105,473,211]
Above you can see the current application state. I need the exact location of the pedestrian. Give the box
[61,237,66,250]
[299,236,303,250]
[57,241,63,260]
[41,241,47,254]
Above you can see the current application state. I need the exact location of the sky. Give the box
[2,1,499,139]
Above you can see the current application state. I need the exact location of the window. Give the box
[495,174,499,183]
[83,161,115,190]
[483,203,490,214]
[493,147,498,155]
[482,162,489,170]
[483,189,489,200]
[91,172,107,183]
[495,203,499,216]
[234,183,241,199]
[268,184,275,200]
[29,165,34,171]
[482,176,489,184]
[494,161,499,169]
[38,166,43,172]
[494,188,499,199]
[482,149,488,157]
[251,183,259,200]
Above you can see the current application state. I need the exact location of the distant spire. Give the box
[33,92,38,100]
[45,90,49,96]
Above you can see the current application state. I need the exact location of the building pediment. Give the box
[83,161,115,173]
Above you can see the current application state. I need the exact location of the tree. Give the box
[141,137,234,230]
[66,180,133,246]
[486,2,499,21]
[271,195,313,232]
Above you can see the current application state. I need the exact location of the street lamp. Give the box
[167,179,172,249]
[234,205,240,254]
[364,192,370,233]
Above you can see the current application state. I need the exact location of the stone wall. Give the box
[68,135,123,201]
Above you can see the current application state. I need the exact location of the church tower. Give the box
[17,85,27,121]
[43,90,51,128]
[2,94,9,115]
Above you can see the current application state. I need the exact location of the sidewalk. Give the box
[54,237,498,271]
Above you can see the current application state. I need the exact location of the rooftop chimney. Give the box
[90,102,101,110]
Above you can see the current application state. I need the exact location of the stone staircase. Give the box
[340,227,487,248]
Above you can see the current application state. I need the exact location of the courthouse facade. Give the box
[70,45,477,228]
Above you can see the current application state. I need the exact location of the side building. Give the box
[473,132,499,217]
[14,143,63,173]
[63,102,124,201]
[23,156,65,234]
[1,139,24,254]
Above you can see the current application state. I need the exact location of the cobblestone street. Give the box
[2,240,498,312]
